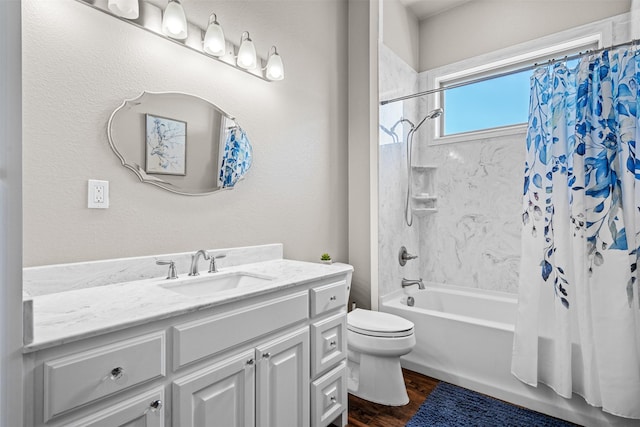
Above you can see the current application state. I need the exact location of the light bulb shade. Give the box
[203,15,226,57]
[237,32,257,70]
[162,0,188,40]
[108,0,139,19]
[266,49,284,80]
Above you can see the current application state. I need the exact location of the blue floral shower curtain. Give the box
[219,127,253,188]
[512,48,640,419]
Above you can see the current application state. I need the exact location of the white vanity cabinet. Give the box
[172,327,309,427]
[24,268,351,427]
[308,280,348,427]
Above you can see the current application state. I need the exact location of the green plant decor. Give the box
[321,253,332,261]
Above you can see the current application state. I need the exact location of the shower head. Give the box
[426,107,443,120]
[413,107,443,132]
[387,107,443,138]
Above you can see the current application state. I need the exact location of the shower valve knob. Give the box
[399,246,418,266]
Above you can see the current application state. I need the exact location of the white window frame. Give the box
[424,17,618,145]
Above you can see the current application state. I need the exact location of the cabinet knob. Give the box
[330,295,337,301]
[246,358,255,366]
[330,396,337,403]
[329,340,337,347]
[263,352,271,359]
[109,367,124,380]
[149,399,163,412]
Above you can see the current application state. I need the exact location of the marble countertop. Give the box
[24,259,353,353]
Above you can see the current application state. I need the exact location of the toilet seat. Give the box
[347,309,414,338]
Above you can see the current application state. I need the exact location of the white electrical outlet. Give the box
[88,180,109,209]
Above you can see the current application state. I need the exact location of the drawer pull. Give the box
[149,399,163,412]
[330,395,337,403]
[246,358,255,366]
[329,340,337,347]
[109,367,124,380]
[263,352,271,359]
[329,295,337,301]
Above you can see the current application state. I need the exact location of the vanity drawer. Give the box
[173,291,308,369]
[43,332,166,421]
[311,361,347,427]
[309,281,347,317]
[310,313,346,377]
[64,386,165,427]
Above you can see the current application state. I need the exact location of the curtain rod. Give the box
[380,38,639,106]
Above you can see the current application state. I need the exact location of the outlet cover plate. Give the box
[88,179,109,209]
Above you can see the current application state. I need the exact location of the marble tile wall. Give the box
[378,45,423,298]
[416,135,525,294]
[379,46,525,297]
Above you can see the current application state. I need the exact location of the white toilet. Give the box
[346,308,416,406]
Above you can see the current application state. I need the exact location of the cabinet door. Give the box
[256,327,310,427]
[65,387,164,427]
[173,349,255,427]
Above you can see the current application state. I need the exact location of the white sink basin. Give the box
[159,272,274,297]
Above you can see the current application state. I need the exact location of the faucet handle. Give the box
[156,260,178,279]
[208,254,226,273]
[399,246,418,266]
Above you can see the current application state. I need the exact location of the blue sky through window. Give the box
[443,69,532,135]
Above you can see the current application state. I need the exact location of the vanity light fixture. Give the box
[162,0,188,40]
[75,0,285,81]
[265,46,284,81]
[107,0,139,19]
[203,13,226,57]
[237,31,257,70]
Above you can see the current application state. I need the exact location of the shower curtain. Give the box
[219,127,253,188]
[512,47,640,419]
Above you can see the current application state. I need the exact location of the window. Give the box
[435,35,601,138]
[443,69,531,135]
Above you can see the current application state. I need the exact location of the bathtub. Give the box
[381,283,640,427]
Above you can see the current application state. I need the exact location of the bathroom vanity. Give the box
[23,244,352,427]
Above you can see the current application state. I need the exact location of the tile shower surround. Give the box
[379,45,524,296]
[379,45,422,298]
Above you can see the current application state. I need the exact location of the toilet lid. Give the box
[347,309,414,338]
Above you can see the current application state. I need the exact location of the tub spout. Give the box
[401,278,424,290]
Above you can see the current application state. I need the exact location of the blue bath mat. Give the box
[406,382,576,426]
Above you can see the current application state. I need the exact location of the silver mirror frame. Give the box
[107,91,245,196]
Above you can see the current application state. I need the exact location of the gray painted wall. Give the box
[419,0,631,71]
[22,0,349,269]
[348,0,379,310]
[382,0,420,70]
[0,1,24,424]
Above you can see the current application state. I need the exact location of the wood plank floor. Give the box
[347,368,439,427]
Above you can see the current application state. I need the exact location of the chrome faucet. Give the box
[401,278,424,289]
[189,249,211,276]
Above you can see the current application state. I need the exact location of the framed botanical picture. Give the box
[145,114,187,176]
